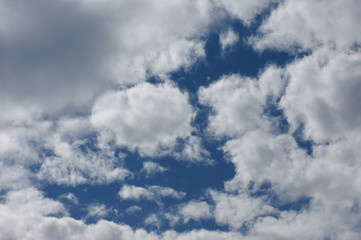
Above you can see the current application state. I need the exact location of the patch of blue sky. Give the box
[171,19,294,94]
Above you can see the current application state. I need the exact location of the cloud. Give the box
[198,66,285,138]
[125,206,142,215]
[91,82,196,157]
[0,0,213,114]
[1,0,361,239]
[250,0,361,52]
[142,161,168,177]
[118,185,186,201]
[219,28,239,52]
[211,191,276,230]
[216,0,278,25]
[280,49,361,143]
[86,203,109,219]
[59,193,79,205]
[37,134,130,186]
[222,130,310,196]
[179,201,212,223]
[0,187,67,240]
[0,162,33,192]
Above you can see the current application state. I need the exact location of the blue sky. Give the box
[1,0,361,239]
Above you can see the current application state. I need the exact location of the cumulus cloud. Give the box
[250,0,361,52]
[211,191,276,230]
[222,130,310,196]
[198,66,285,138]
[0,0,214,191]
[280,49,361,143]
[1,0,361,239]
[91,82,198,157]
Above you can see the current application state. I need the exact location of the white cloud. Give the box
[1,0,361,239]
[37,134,130,186]
[91,82,196,157]
[211,191,276,230]
[251,0,361,52]
[172,136,212,164]
[86,204,109,219]
[198,66,285,138]
[118,185,185,201]
[144,213,162,228]
[59,193,79,205]
[0,187,67,240]
[223,130,310,197]
[144,39,206,79]
[179,201,212,223]
[219,28,239,52]
[216,0,278,25]
[142,161,168,177]
[280,49,361,143]
[125,206,142,214]
[197,48,361,240]
[0,162,33,192]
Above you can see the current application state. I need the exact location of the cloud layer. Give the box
[1,0,361,239]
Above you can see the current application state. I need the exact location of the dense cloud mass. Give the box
[1,0,361,239]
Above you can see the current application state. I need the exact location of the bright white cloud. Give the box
[223,130,310,196]
[280,49,361,143]
[91,82,196,157]
[251,0,361,52]
[198,66,285,138]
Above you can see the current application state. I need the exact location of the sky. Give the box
[1,0,361,239]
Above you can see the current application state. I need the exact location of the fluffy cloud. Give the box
[251,0,361,52]
[211,191,275,230]
[91,82,197,157]
[222,130,310,196]
[2,0,361,239]
[198,66,285,138]
[280,49,361,143]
